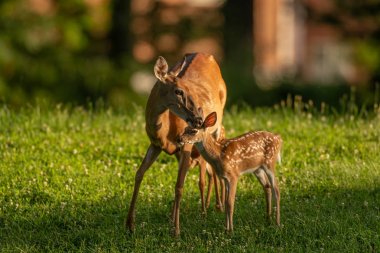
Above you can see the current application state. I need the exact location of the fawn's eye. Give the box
[175,89,184,96]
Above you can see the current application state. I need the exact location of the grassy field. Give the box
[0,103,379,252]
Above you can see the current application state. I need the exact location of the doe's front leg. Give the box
[173,143,192,237]
[126,144,161,233]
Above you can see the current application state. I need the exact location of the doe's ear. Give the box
[170,56,187,77]
[154,56,169,82]
[203,112,217,128]
[197,107,203,118]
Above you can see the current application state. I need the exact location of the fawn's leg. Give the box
[204,162,214,209]
[173,143,192,236]
[126,144,162,232]
[263,166,280,225]
[224,178,230,231]
[211,168,224,211]
[254,168,272,222]
[227,177,238,232]
[223,179,230,231]
[171,153,183,221]
[198,159,207,213]
[220,178,226,211]
[274,178,280,225]
[271,160,281,226]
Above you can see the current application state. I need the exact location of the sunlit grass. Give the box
[0,103,379,252]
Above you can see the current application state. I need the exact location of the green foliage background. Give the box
[0,0,143,107]
[1,0,380,108]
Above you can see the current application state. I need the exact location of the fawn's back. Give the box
[220,131,282,175]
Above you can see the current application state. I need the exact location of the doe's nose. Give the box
[176,136,184,146]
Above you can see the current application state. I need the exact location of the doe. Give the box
[178,112,282,232]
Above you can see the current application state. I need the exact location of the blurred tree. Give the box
[334,0,380,85]
[108,0,131,65]
[305,0,380,85]
[222,0,253,67]
[221,0,254,106]
[0,0,141,107]
[0,0,378,108]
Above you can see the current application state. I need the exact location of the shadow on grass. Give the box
[1,187,379,252]
[235,186,380,251]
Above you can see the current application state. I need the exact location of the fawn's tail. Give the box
[277,136,283,165]
[277,152,282,165]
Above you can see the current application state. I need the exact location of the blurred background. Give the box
[0,0,379,108]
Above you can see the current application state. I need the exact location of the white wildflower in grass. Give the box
[61,202,67,209]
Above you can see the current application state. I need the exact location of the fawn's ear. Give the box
[203,112,217,128]
[154,56,169,82]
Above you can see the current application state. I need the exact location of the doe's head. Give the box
[154,56,203,127]
[177,112,217,146]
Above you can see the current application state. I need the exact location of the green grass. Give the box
[0,104,379,252]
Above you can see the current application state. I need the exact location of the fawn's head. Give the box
[154,56,203,128]
[178,112,217,146]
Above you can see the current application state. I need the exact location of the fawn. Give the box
[178,112,282,232]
